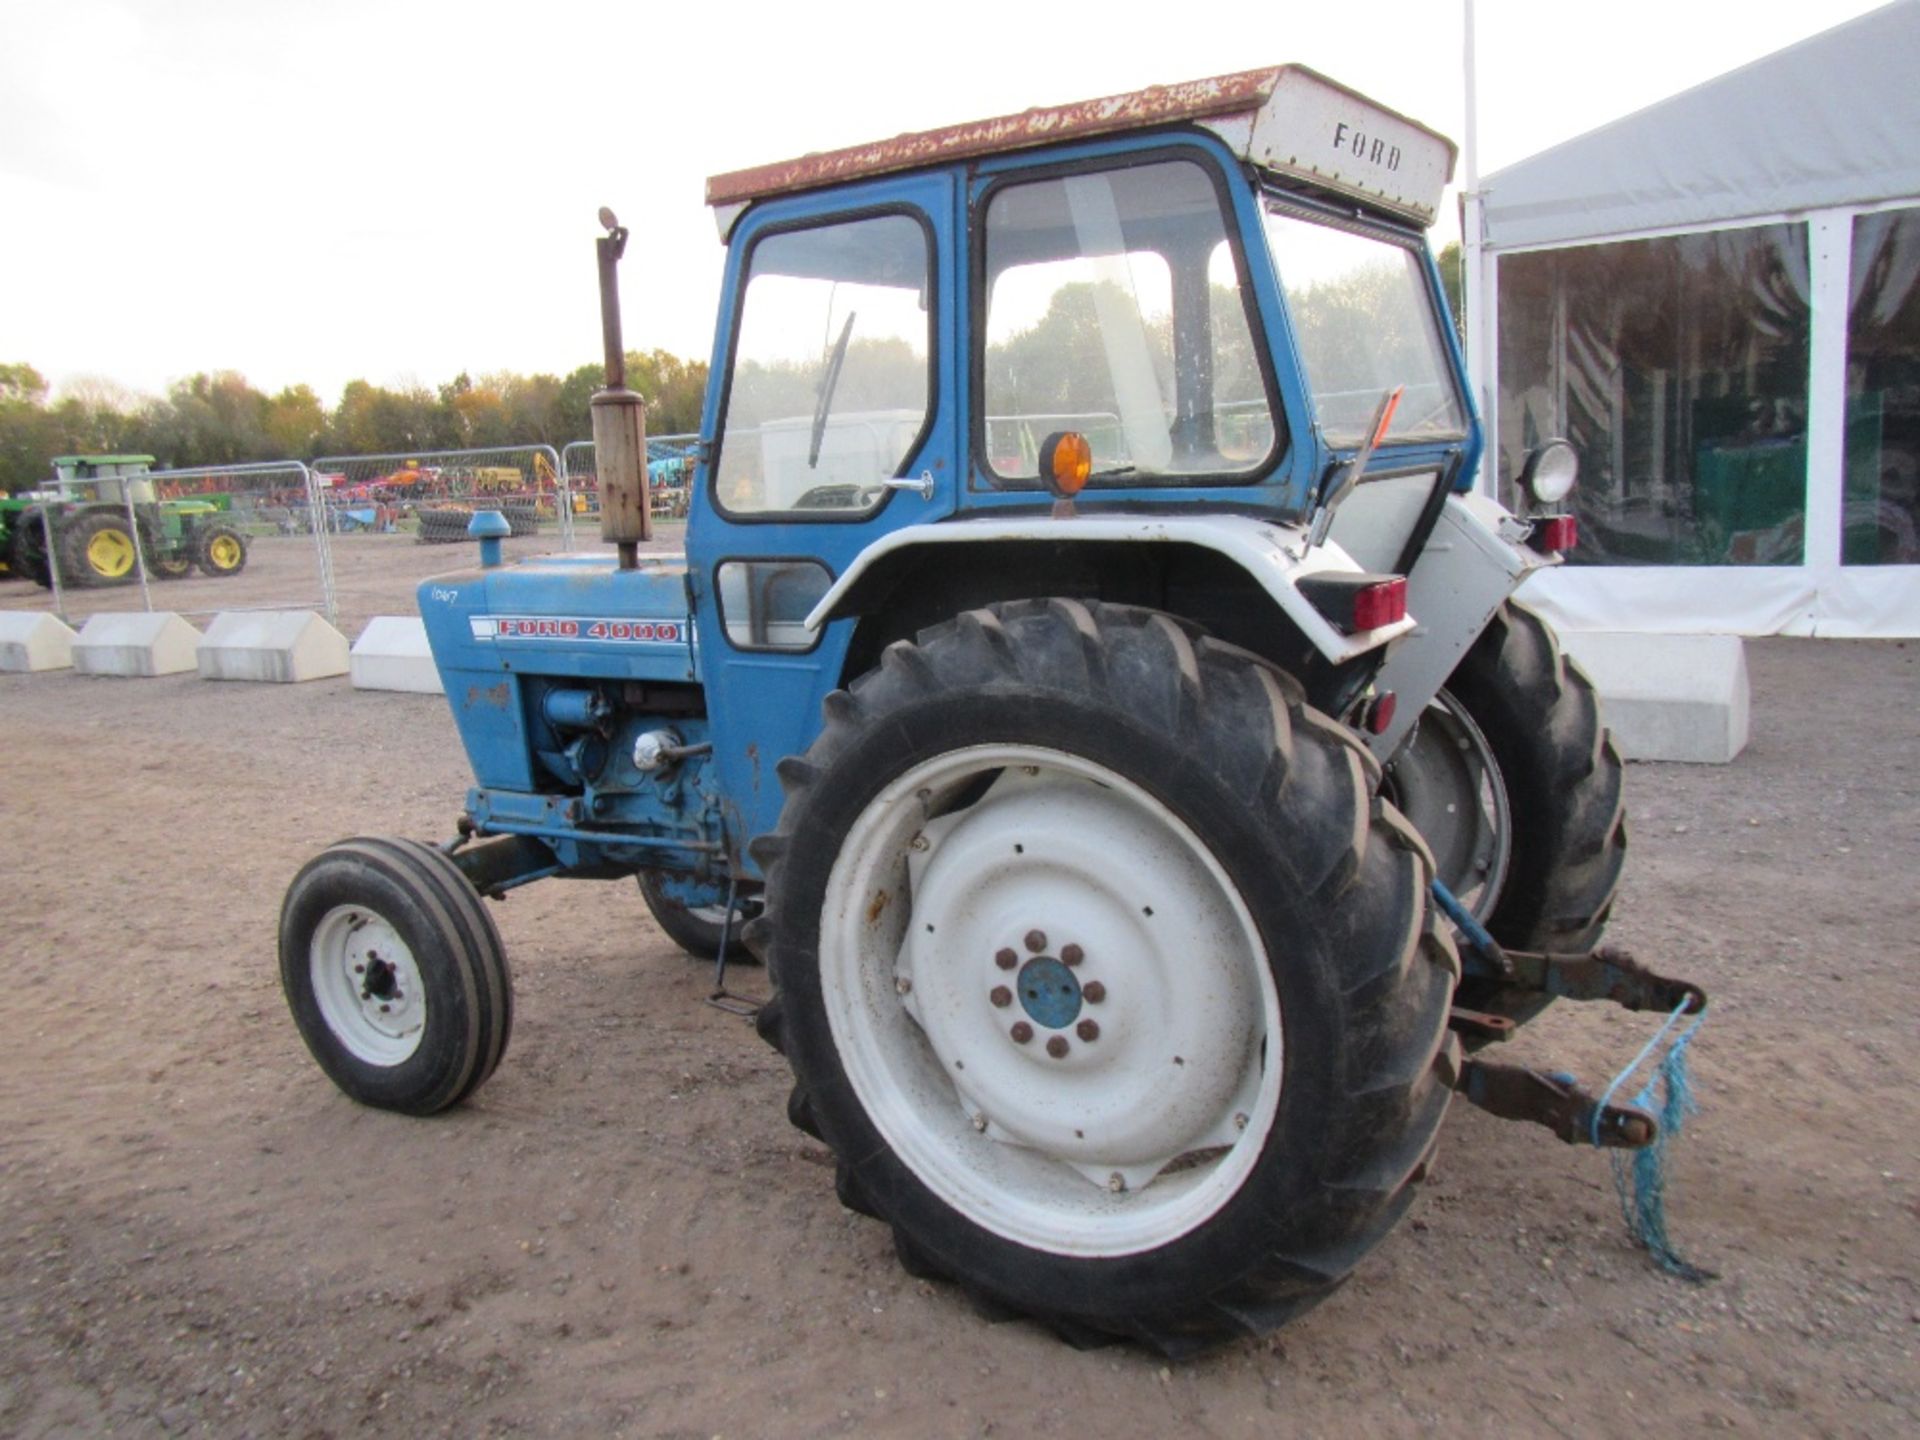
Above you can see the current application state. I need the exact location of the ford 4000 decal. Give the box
[470,616,684,644]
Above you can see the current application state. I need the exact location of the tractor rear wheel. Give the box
[748,599,1457,1353]
[636,871,756,963]
[194,522,248,577]
[64,511,140,586]
[279,837,513,1114]
[1429,602,1627,1028]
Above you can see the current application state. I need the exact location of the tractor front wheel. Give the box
[636,871,756,963]
[279,837,513,1114]
[140,518,194,579]
[749,600,1457,1352]
[195,522,248,577]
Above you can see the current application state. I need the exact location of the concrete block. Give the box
[197,610,349,683]
[1556,631,1749,764]
[349,616,443,694]
[71,611,201,677]
[0,612,77,672]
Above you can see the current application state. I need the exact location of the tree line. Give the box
[0,352,709,495]
[2,243,1462,497]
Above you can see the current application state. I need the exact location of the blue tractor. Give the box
[280,66,1701,1350]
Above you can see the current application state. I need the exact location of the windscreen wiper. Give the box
[808,312,857,469]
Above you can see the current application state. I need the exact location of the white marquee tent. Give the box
[1465,0,1920,636]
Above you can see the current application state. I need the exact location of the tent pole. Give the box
[1462,0,1495,495]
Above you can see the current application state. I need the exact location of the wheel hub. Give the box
[1013,953,1081,1030]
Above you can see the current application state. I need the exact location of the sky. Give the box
[0,0,1896,408]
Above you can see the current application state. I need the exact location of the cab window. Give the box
[714,213,933,517]
[979,157,1281,487]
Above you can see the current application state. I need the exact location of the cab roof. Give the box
[705,65,1456,228]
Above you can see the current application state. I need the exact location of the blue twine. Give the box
[1591,997,1715,1282]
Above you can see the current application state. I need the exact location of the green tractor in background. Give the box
[0,455,249,587]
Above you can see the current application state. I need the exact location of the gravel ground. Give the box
[0,567,1915,1437]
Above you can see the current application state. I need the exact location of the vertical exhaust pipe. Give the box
[591,207,649,569]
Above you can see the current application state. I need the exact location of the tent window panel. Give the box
[1844,207,1920,566]
[1496,224,1811,566]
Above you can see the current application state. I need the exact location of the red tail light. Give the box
[1352,577,1408,631]
[1533,515,1578,553]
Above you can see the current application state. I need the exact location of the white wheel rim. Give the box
[309,905,427,1066]
[820,745,1282,1257]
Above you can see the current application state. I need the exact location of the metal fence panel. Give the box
[310,444,574,552]
[561,432,701,526]
[9,460,335,627]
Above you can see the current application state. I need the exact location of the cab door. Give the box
[684,171,959,862]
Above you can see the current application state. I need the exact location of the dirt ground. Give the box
[1,560,1915,1437]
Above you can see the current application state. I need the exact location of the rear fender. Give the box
[806,516,1414,675]
[1363,492,1558,759]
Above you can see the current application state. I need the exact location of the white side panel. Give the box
[1805,567,1920,637]
[1516,565,1819,636]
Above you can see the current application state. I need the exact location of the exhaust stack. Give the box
[591,207,649,568]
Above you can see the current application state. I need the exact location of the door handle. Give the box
[881,471,935,501]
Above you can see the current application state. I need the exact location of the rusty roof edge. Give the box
[704,66,1287,209]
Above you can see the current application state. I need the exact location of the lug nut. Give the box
[1061,943,1083,967]
[1025,929,1047,953]
[989,985,1012,1008]
[1076,1020,1100,1043]
[353,963,365,974]
[1010,1022,1033,1044]
[379,1004,391,1014]
[1082,981,1107,1004]
[909,833,929,852]
[994,947,1017,970]
[1046,1036,1070,1059]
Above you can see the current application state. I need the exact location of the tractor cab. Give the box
[51,454,159,506]
[416,65,1575,881]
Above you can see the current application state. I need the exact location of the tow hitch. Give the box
[1454,1057,1659,1148]
[1432,880,1709,1149]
